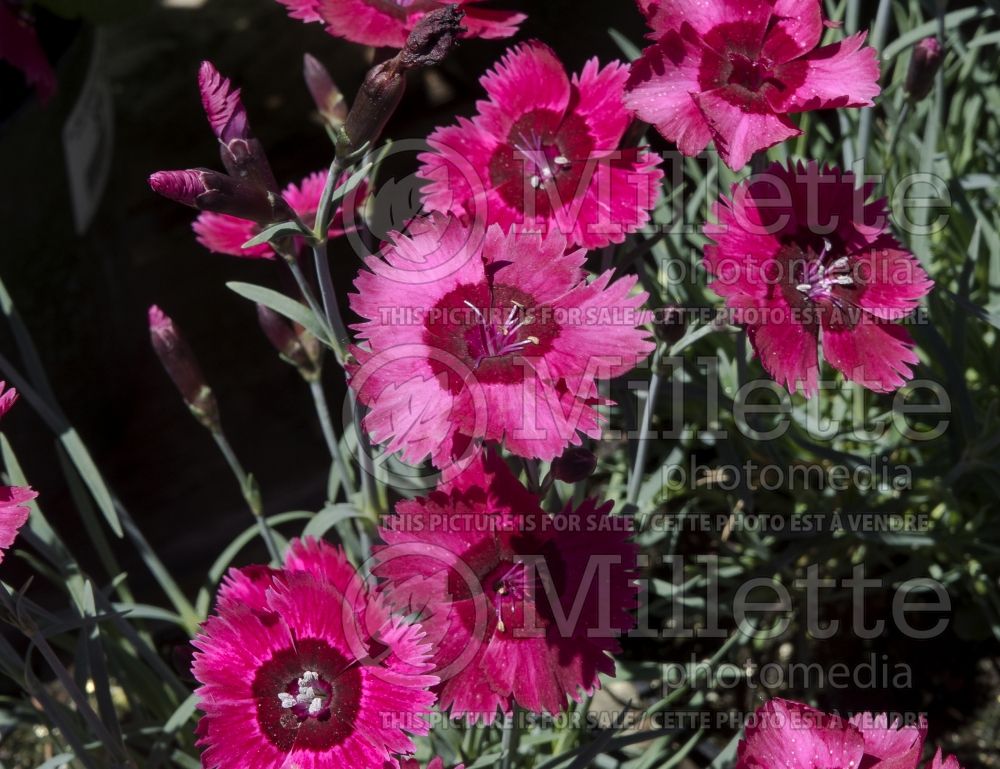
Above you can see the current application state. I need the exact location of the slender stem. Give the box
[627,347,664,506]
[886,100,911,164]
[309,378,357,496]
[211,430,280,564]
[279,248,331,331]
[349,388,381,521]
[312,239,351,364]
[501,706,522,769]
[857,0,892,165]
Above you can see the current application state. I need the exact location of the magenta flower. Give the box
[624,0,881,170]
[193,539,438,769]
[193,169,366,258]
[374,453,638,723]
[348,217,654,466]
[704,162,933,396]
[737,699,926,769]
[0,383,37,565]
[275,0,524,48]
[418,42,664,250]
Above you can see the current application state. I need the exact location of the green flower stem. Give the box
[628,346,664,506]
[210,429,280,565]
[856,0,893,165]
[308,378,357,496]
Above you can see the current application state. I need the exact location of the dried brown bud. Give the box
[343,5,464,154]
[551,447,598,484]
[148,305,220,431]
[904,37,944,103]
[398,5,464,70]
[304,53,349,130]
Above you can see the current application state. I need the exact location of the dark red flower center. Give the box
[425,282,559,385]
[251,638,362,753]
[726,52,774,92]
[779,241,862,328]
[489,108,596,218]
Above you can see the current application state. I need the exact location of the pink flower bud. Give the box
[148,169,207,208]
[303,54,348,130]
[148,305,220,431]
[199,60,249,143]
[149,168,291,223]
[905,37,944,103]
[199,61,280,193]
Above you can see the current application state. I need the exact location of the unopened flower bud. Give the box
[654,304,687,346]
[148,169,292,223]
[148,305,220,431]
[343,5,464,154]
[256,304,321,379]
[551,447,598,484]
[304,53,348,130]
[199,61,280,192]
[904,37,944,103]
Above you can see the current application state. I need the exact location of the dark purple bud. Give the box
[304,53,348,129]
[256,304,321,379]
[148,305,220,431]
[149,168,291,223]
[653,304,688,346]
[343,5,464,154]
[551,447,598,484]
[904,37,944,103]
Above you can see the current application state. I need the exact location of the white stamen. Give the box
[298,686,315,702]
[308,697,324,716]
[279,693,297,709]
[831,275,854,286]
[529,175,541,189]
[829,256,850,272]
[554,155,570,165]
[796,283,812,294]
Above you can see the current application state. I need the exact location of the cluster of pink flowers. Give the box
[193,457,637,765]
[737,699,965,769]
[140,1,951,766]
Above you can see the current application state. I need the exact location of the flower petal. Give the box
[625,30,715,157]
[821,316,919,393]
[770,32,881,113]
[693,88,800,170]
